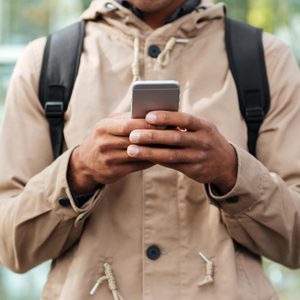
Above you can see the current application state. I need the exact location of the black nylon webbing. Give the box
[225,18,270,156]
[39,21,85,159]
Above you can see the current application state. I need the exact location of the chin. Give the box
[127,0,173,13]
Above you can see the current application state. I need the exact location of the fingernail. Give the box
[127,145,139,156]
[146,113,157,123]
[130,131,141,143]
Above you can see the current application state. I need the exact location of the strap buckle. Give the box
[245,107,265,127]
[44,101,64,119]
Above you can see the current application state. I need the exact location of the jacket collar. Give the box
[115,0,201,24]
[81,0,226,38]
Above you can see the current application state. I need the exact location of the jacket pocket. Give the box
[236,246,279,300]
[41,283,62,300]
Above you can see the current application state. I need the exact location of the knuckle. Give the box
[121,122,131,135]
[104,156,117,166]
[188,163,200,174]
[97,139,110,154]
[195,134,213,151]
[102,155,112,167]
[168,150,179,162]
[195,150,207,162]
[94,123,106,136]
[199,138,212,151]
[193,164,205,181]
[149,131,155,142]
[181,113,193,129]
[120,138,130,148]
[97,143,106,154]
[204,119,215,133]
[124,119,138,135]
[144,148,152,159]
[208,124,215,134]
[186,114,193,126]
[173,132,183,145]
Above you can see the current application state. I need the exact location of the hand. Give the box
[68,113,155,194]
[127,111,237,194]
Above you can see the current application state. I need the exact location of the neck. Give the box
[143,0,187,29]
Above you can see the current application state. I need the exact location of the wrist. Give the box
[212,175,236,195]
[212,145,238,195]
[68,147,99,194]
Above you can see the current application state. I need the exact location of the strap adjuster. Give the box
[245,107,265,132]
[245,107,265,124]
[44,101,64,118]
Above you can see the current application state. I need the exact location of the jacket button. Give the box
[226,196,239,203]
[148,45,161,58]
[59,197,71,208]
[146,245,161,260]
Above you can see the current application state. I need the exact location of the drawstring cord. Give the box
[132,36,141,82]
[198,251,214,287]
[90,262,124,300]
[157,37,190,67]
[131,36,190,81]
[89,254,213,297]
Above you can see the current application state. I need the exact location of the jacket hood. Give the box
[81,0,227,83]
[81,0,227,36]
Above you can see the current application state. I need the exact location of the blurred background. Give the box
[0,0,300,299]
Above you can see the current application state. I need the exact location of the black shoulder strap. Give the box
[225,18,270,156]
[39,20,85,159]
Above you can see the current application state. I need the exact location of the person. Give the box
[0,0,300,299]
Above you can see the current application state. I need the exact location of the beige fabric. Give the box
[1,0,300,299]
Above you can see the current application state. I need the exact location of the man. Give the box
[0,0,300,299]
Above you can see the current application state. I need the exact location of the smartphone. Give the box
[131,80,180,118]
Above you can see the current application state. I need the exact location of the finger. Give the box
[127,145,201,163]
[100,150,140,165]
[102,117,158,136]
[129,129,193,147]
[111,161,154,176]
[121,160,155,168]
[97,146,154,167]
[97,136,131,152]
[96,161,154,184]
[161,162,203,174]
[145,111,211,132]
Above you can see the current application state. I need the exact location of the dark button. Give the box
[59,197,71,208]
[146,245,161,260]
[226,196,239,204]
[148,45,161,58]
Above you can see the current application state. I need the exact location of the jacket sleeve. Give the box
[207,34,300,269]
[0,39,103,273]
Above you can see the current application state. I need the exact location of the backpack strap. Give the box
[39,20,85,159]
[225,18,270,157]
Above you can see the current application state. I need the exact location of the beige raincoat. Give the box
[1,0,300,299]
